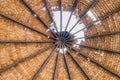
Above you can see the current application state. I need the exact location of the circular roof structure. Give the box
[0,0,120,80]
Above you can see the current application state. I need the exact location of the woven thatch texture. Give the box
[0,0,120,80]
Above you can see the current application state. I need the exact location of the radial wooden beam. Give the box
[77,44,120,54]
[0,44,53,73]
[22,0,48,29]
[0,13,55,40]
[71,47,120,78]
[62,45,72,80]
[67,50,91,80]
[0,40,53,43]
[59,0,62,32]
[43,0,58,33]
[76,30,120,39]
[64,0,79,32]
[68,0,99,33]
[63,53,72,80]
[22,0,56,38]
[73,6,120,35]
[32,46,57,80]
[52,48,60,80]
[57,0,63,40]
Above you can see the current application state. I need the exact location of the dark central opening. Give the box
[54,31,75,47]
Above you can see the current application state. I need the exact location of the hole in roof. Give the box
[45,6,100,53]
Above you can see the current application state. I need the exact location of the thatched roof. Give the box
[0,0,120,80]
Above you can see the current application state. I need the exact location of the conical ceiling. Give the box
[0,0,120,80]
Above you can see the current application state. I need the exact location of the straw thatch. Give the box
[0,0,120,80]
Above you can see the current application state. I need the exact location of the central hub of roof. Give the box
[54,31,75,53]
[56,31,72,45]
